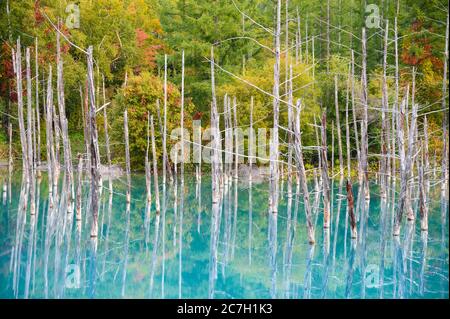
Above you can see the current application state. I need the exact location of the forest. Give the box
[0,0,447,169]
[0,0,448,300]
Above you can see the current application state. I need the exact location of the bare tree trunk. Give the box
[287,65,294,199]
[155,98,172,183]
[305,17,309,64]
[35,38,41,176]
[56,30,74,214]
[423,116,430,191]
[393,88,409,236]
[180,50,185,179]
[326,0,330,72]
[441,14,449,192]
[351,50,361,181]
[210,47,221,204]
[223,94,230,186]
[418,143,428,231]
[233,97,239,180]
[45,67,55,206]
[124,109,131,203]
[269,0,281,214]
[321,112,331,228]
[380,20,389,199]
[292,100,315,244]
[87,46,100,238]
[332,121,335,174]
[393,17,400,182]
[13,40,29,176]
[335,75,343,177]
[345,64,351,180]
[102,75,112,193]
[162,54,172,184]
[26,48,36,216]
[145,112,152,204]
[249,96,254,184]
[81,82,91,181]
[76,154,83,222]
[8,121,13,175]
[150,115,160,214]
[405,68,418,221]
[297,7,302,64]
[346,179,357,238]
[360,28,370,201]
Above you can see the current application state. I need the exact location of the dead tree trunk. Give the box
[155,98,172,183]
[287,65,294,199]
[150,115,160,214]
[441,14,449,192]
[360,28,370,201]
[102,75,112,193]
[423,116,430,191]
[292,100,315,244]
[345,64,351,180]
[87,46,100,238]
[8,122,13,173]
[35,38,41,175]
[124,109,131,203]
[393,88,408,236]
[45,66,55,204]
[56,31,74,214]
[26,48,36,216]
[326,0,330,72]
[351,50,361,181]
[393,17,400,182]
[380,20,389,199]
[249,96,254,184]
[180,50,185,179]
[405,68,418,221]
[346,179,357,239]
[162,54,173,184]
[335,75,344,177]
[76,153,83,222]
[145,112,152,204]
[13,39,29,176]
[269,0,281,214]
[321,112,331,228]
[297,7,302,64]
[418,144,428,231]
[210,46,221,204]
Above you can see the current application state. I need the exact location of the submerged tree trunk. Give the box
[346,179,357,239]
[393,88,408,236]
[292,100,315,244]
[321,112,331,228]
[418,144,428,231]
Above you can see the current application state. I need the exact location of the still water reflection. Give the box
[0,172,448,298]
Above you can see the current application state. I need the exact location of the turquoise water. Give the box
[0,172,448,299]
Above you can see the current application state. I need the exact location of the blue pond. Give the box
[0,172,448,299]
